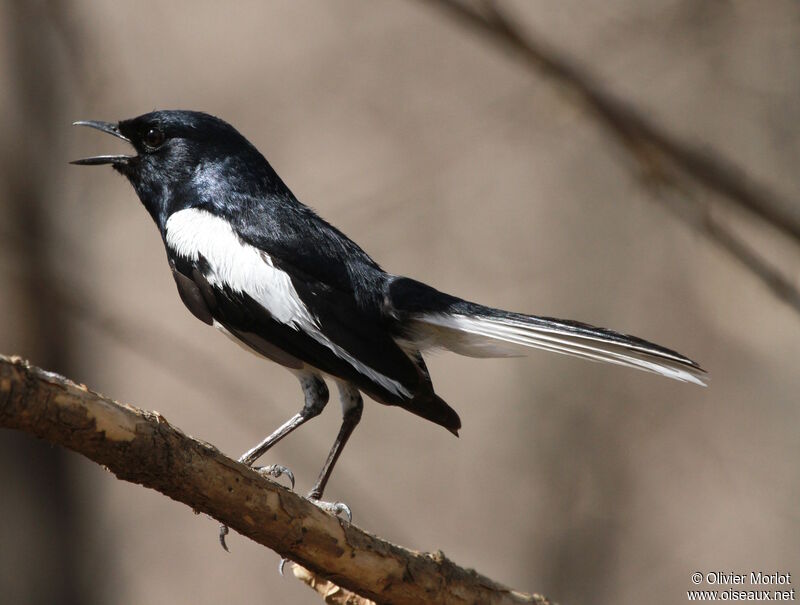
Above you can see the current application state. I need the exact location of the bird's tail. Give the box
[387,277,707,386]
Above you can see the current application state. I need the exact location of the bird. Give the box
[72,110,706,549]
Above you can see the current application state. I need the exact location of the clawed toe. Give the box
[272,499,351,575]
[218,463,296,552]
[219,523,230,552]
[255,464,295,489]
[308,497,352,523]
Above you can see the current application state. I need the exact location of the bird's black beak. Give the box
[71,120,135,166]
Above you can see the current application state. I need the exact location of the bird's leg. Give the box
[239,413,302,488]
[219,373,328,551]
[278,385,362,575]
[306,383,362,521]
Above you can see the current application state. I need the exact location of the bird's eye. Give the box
[143,127,165,149]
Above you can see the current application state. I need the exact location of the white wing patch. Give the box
[165,208,410,397]
[166,208,315,328]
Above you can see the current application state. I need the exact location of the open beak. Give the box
[71,120,135,166]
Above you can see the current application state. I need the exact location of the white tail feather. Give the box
[409,313,707,386]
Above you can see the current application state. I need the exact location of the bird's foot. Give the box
[219,463,296,552]
[254,464,295,489]
[307,496,353,523]
[276,496,352,576]
[276,498,351,577]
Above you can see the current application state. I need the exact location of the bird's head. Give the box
[72,110,275,227]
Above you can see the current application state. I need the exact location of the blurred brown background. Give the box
[2,1,799,604]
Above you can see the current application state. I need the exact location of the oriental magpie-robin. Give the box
[73,110,706,547]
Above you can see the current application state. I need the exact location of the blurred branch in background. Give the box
[417,0,800,313]
[0,2,96,604]
[0,355,554,605]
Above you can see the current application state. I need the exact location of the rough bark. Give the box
[0,354,553,605]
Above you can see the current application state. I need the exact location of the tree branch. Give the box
[417,0,800,314]
[0,354,553,605]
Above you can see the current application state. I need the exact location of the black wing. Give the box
[168,251,421,405]
[164,202,461,431]
[218,196,389,316]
